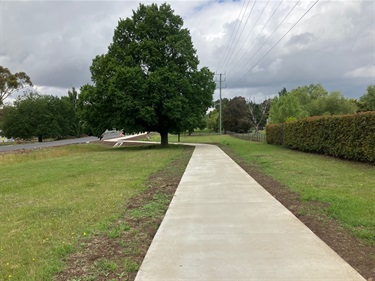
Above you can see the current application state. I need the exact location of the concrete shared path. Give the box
[135,144,365,281]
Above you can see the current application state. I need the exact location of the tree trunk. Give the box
[160,131,168,147]
[38,135,43,142]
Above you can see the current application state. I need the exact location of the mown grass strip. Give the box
[0,144,184,280]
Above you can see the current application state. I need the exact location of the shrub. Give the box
[265,123,284,145]
[266,112,375,163]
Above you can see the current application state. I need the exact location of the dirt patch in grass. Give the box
[219,144,375,281]
[54,144,193,281]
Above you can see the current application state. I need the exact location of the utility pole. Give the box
[219,73,222,135]
[216,73,225,135]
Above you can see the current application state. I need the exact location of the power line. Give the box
[234,0,320,85]
[230,0,300,81]
[223,0,270,72]
[226,0,284,75]
[220,0,257,72]
[217,0,250,73]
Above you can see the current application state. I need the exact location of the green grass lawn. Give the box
[158,133,375,245]
[0,144,184,280]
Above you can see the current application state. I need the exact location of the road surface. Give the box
[0,131,122,153]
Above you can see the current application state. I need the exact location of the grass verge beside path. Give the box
[56,144,194,280]
[0,143,186,280]
[162,133,375,245]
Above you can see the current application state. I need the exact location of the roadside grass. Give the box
[157,133,375,245]
[55,145,193,280]
[0,143,184,280]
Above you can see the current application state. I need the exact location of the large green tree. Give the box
[80,3,215,145]
[2,92,73,142]
[0,66,33,106]
[222,96,252,133]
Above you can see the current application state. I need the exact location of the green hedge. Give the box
[265,123,284,145]
[266,112,375,163]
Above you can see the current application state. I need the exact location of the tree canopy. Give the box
[2,92,74,142]
[79,3,215,145]
[0,66,33,106]
[222,96,252,133]
[268,84,357,124]
[359,85,375,111]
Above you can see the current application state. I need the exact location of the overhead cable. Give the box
[230,0,300,81]
[223,0,270,72]
[216,0,251,73]
[220,0,257,73]
[233,0,320,85]
[227,0,284,75]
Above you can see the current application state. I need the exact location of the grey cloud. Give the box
[1,0,373,104]
[287,32,314,46]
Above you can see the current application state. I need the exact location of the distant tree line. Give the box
[268,84,375,124]
[1,88,82,142]
[206,83,375,133]
[1,78,374,141]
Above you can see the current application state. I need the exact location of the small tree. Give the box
[248,98,271,132]
[0,66,33,106]
[207,110,219,132]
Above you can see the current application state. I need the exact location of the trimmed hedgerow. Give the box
[265,123,284,145]
[266,112,375,163]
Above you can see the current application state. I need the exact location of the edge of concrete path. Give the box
[134,143,366,281]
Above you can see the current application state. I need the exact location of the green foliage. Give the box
[222,96,251,133]
[268,93,308,123]
[94,258,118,274]
[265,123,285,145]
[308,90,358,116]
[266,112,375,163]
[268,84,357,123]
[207,110,219,132]
[61,87,81,137]
[359,84,375,111]
[79,3,215,145]
[278,87,287,97]
[2,92,74,141]
[284,116,297,123]
[248,99,271,130]
[0,65,33,105]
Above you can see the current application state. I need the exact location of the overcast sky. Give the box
[1,0,374,104]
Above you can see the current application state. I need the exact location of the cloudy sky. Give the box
[0,0,374,104]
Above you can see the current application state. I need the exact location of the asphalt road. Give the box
[0,131,121,153]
